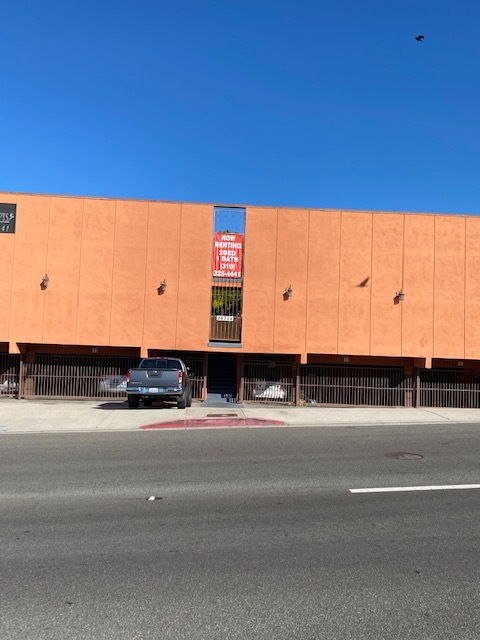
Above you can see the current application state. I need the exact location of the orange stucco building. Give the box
[1,191,479,406]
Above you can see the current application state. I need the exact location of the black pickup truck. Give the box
[126,357,192,409]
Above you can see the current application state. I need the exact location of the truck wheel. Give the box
[128,395,140,409]
[177,394,187,409]
[143,398,153,407]
[187,392,192,407]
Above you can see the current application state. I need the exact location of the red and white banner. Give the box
[213,232,243,279]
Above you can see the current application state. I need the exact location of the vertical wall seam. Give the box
[464,216,467,359]
[73,199,85,345]
[140,202,151,354]
[304,210,311,358]
[401,214,406,357]
[108,201,118,346]
[7,201,18,349]
[174,204,183,348]
[272,208,279,353]
[432,216,436,362]
[369,213,374,355]
[41,197,53,344]
[336,211,343,354]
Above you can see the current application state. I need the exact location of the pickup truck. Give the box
[126,357,192,409]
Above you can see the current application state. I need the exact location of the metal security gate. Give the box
[419,369,480,408]
[0,354,20,396]
[299,365,413,407]
[21,355,141,399]
[11,352,480,407]
[21,352,206,400]
[242,356,295,403]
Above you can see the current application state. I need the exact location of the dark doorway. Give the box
[206,353,237,404]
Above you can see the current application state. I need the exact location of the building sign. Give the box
[0,203,16,234]
[213,232,243,278]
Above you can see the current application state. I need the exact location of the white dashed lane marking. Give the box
[350,484,480,494]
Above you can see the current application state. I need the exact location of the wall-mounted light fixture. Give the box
[394,288,405,304]
[283,285,293,300]
[157,279,167,295]
[40,274,49,290]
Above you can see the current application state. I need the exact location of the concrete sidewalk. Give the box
[1,398,480,433]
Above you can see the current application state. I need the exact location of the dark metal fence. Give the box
[299,365,413,407]
[243,358,295,403]
[21,355,141,399]
[418,369,480,408]
[19,353,205,400]
[0,354,20,396]
[7,350,480,408]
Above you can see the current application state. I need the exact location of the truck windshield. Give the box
[140,359,181,370]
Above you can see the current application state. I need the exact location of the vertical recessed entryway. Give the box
[210,207,245,345]
[206,353,237,405]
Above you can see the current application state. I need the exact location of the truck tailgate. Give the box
[128,368,180,390]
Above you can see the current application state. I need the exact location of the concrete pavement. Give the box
[2,398,480,433]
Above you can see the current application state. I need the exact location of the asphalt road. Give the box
[2,423,480,640]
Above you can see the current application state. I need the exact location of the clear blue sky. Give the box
[2,1,480,214]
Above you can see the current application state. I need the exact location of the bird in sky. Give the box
[415,35,424,42]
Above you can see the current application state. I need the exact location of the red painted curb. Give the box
[140,417,285,430]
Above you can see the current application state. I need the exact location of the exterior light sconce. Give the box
[40,274,49,290]
[157,279,167,295]
[394,288,405,304]
[284,285,293,300]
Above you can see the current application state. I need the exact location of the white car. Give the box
[253,381,287,400]
[97,375,127,394]
[0,380,18,393]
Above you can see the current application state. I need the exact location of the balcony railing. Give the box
[209,315,242,342]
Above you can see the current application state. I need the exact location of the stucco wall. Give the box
[0,192,478,362]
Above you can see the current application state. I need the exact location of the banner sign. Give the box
[213,232,243,278]
[0,203,16,234]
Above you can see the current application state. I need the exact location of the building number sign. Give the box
[0,203,16,234]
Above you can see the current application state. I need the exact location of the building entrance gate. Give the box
[206,353,237,403]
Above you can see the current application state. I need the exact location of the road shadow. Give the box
[200,401,246,409]
[95,401,181,410]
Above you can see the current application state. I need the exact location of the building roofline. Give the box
[1,190,479,219]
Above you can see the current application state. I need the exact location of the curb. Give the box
[140,417,285,430]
